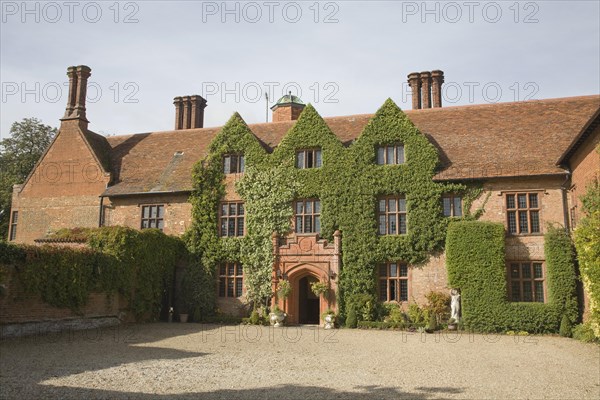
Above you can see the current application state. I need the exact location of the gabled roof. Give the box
[102,95,600,196]
[556,107,600,166]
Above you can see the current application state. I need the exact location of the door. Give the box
[299,275,320,324]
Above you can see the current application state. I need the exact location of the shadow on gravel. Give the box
[31,384,465,400]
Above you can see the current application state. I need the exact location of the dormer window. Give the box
[223,154,245,174]
[296,149,322,169]
[376,145,405,165]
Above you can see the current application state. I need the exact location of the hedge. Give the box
[446,221,578,333]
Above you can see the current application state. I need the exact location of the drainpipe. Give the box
[560,170,571,232]
[98,195,105,227]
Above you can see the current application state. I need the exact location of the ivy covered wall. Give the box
[185,99,473,317]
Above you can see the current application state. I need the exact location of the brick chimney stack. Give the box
[62,65,91,123]
[271,92,305,122]
[407,72,422,110]
[174,95,207,129]
[407,69,444,110]
[431,70,444,108]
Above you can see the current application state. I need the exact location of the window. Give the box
[141,205,164,230]
[379,262,409,302]
[223,154,245,174]
[378,196,407,235]
[296,149,322,169]
[218,262,243,298]
[295,199,321,234]
[9,211,18,241]
[443,195,463,217]
[506,192,540,234]
[508,262,545,302]
[220,202,245,237]
[376,145,405,165]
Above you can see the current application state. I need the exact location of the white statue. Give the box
[450,289,461,322]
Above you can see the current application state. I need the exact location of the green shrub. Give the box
[425,290,451,324]
[572,323,599,343]
[357,321,404,330]
[559,314,572,338]
[427,312,438,331]
[345,307,358,328]
[407,303,428,327]
[446,221,578,333]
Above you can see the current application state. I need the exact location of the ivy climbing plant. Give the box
[186,100,480,318]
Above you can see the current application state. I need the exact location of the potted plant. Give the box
[311,281,337,329]
[269,305,286,327]
[322,309,336,329]
[447,318,457,330]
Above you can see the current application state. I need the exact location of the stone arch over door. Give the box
[285,264,325,324]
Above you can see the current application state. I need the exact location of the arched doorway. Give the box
[298,275,320,324]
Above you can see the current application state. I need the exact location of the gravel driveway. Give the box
[1,323,598,399]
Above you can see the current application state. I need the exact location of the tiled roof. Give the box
[102,95,600,196]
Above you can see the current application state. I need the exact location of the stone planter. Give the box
[269,311,286,327]
[447,323,456,331]
[323,314,335,329]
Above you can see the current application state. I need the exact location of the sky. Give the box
[1,0,599,139]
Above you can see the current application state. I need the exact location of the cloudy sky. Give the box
[1,0,599,139]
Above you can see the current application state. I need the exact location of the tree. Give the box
[0,118,57,238]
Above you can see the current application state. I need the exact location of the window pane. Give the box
[157,206,164,218]
[238,203,244,215]
[530,211,540,233]
[533,263,543,278]
[231,155,238,173]
[519,211,529,233]
[157,220,164,230]
[149,220,156,228]
[219,278,226,297]
[220,265,226,275]
[508,212,517,234]
[379,215,386,235]
[315,216,321,233]
[529,193,538,208]
[229,204,237,216]
[390,263,398,277]
[386,147,394,165]
[400,280,408,301]
[521,263,531,278]
[396,146,405,164]
[511,282,521,301]
[379,280,387,301]
[314,201,321,213]
[506,194,515,209]
[296,216,303,233]
[388,199,396,212]
[388,215,397,234]
[221,203,228,216]
[304,216,312,232]
[227,280,234,297]
[398,198,406,212]
[379,264,387,277]
[296,201,303,214]
[143,206,150,219]
[399,214,407,234]
[239,156,245,173]
[236,278,243,297]
[228,219,235,236]
[377,147,385,165]
[237,218,244,236]
[443,197,452,217]
[307,150,314,168]
[315,150,322,167]
[237,264,243,275]
[12,211,18,223]
[510,263,520,278]
[518,194,527,209]
[141,220,149,229]
[228,264,235,276]
[224,156,231,174]
[389,280,397,301]
[400,264,408,277]
[306,201,312,213]
[535,282,544,302]
[296,151,304,169]
[379,199,386,212]
[221,219,227,236]
[522,282,532,302]
[453,197,462,217]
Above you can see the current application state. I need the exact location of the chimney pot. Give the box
[420,71,432,109]
[61,65,91,126]
[407,72,422,110]
[174,95,207,130]
[431,70,444,108]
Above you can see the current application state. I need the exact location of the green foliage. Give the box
[345,307,357,328]
[0,118,57,237]
[580,176,600,216]
[357,321,405,330]
[572,322,599,343]
[277,279,292,299]
[186,100,481,318]
[560,314,572,337]
[407,303,429,328]
[0,240,26,265]
[425,290,451,324]
[3,227,185,319]
[427,312,438,331]
[447,221,578,333]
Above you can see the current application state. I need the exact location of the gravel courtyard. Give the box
[1,323,598,399]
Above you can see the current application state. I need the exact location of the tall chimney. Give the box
[431,70,444,108]
[61,65,91,125]
[174,95,207,130]
[420,71,432,109]
[189,95,207,128]
[407,72,422,110]
[173,97,183,129]
[63,66,78,118]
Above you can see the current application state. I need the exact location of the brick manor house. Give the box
[7,66,600,323]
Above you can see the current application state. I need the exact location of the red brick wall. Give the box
[569,125,600,227]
